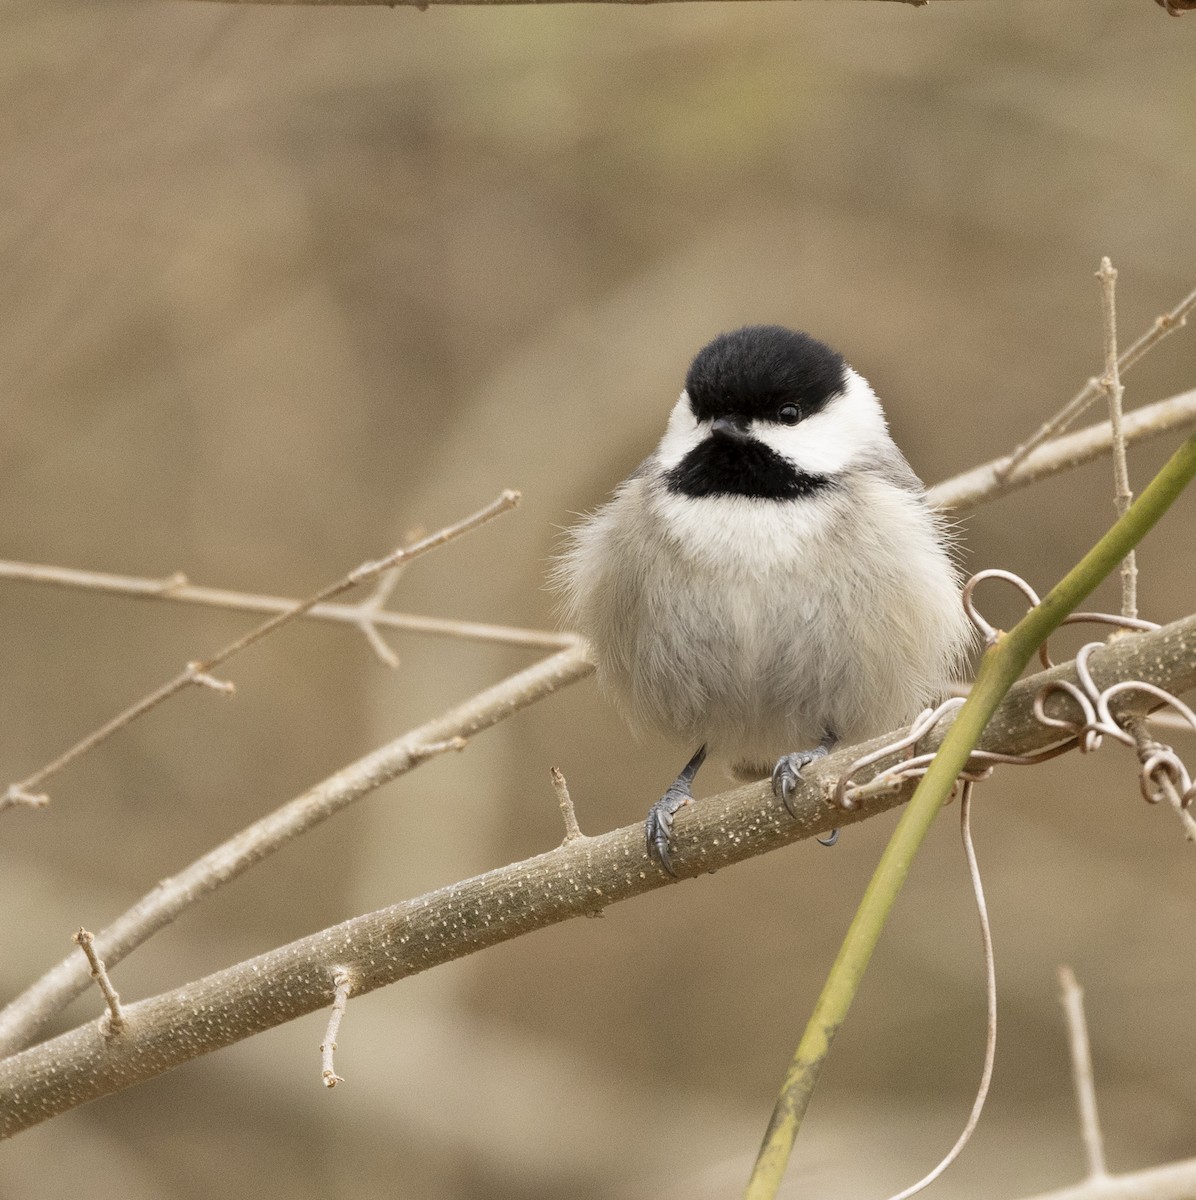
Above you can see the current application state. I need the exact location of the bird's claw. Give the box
[771,748,824,816]
[645,786,693,877]
[772,745,839,846]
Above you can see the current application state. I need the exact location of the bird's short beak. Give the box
[710,416,751,442]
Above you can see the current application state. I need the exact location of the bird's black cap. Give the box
[684,326,847,424]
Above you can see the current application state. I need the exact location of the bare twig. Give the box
[354,566,404,667]
[0,644,594,1059]
[1097,258,1138,620]
[320,969,353,1088]
[0,559,576,653]
[928,388,1196,513]
[0,786,49,815]
[1005,973,1196,1200]
[192,0,964,7]
[72,928,125,1037]
[2,491,521,811]
[1057,966,1108,1182]
[4,615,1196,1135]
[551,766,585,844]
[1015,1158,1196,1200]
[998,282,1196,477]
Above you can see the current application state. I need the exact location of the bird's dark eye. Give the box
[777,404,800,426]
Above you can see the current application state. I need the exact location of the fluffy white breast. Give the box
[645,483,838,576]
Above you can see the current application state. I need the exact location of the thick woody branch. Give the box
[3,614,1195,1136]
[0,645,594,1059]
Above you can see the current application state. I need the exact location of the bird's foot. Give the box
[645,745,708,876]
[645,785,694,877]
[771,733,839,830]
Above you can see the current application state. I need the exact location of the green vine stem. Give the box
[745,429,1196,1200]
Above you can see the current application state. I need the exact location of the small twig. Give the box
[320,969,353,1088]
[2,491,520,810]
[1097,258,1138,621]
[928,388,1196,514]
[551,766,585,843]
[1057,966,1109,1182]
[354,566,405,668]
[998,281,1196,477]
[0,786,49,814]
[410,735,469,764]
[0,559,577,652]
[72,928,125,1037]
[187,663,236,694]
[1014,1158,1196,1200]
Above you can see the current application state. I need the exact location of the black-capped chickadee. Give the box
[556,325,972,874]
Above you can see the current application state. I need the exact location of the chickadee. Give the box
[556,325,972,875]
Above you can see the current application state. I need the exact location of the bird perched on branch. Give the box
[556,325,972,875]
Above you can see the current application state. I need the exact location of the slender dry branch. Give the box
[1097,258,1138,620]
[1014,1159,1196,1200]
[1,491,521,811]
[0,561,574,653]
[4,615,1195,1136]
[192,0,949,7]
[1058,967,1108,1182]
[72,929,125,1038]
[999,282,1196,477]
[0,644,594,1059]
[320,969,353,1088]
[928,388,1196,513]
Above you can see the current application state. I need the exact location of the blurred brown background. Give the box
[2,0,1195,1196]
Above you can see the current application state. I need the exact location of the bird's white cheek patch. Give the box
[751,370,889,475]
[653,392,705,469]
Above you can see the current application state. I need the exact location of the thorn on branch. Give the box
[410,736,468,765]
[186,664,236,695]
[73,928,125,1037]
[156,571,189,593]
[1,785,50,813]
[320,969,353,1088]
[551,766,585,844]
